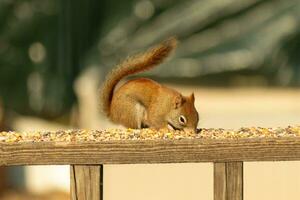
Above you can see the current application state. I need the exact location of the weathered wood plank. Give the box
[2,138,300,166]
[214,163,226,200]
[214,162,243,200]
[70,165,103,200]
[226,162,243,200]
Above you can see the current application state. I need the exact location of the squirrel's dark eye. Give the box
[178,115,187,125]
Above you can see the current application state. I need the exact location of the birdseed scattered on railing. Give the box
[0,126,300,143]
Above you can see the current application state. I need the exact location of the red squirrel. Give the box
[100,38,199,132]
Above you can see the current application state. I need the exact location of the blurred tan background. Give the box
[0,0,300,199]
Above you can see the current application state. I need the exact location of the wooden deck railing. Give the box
[1,129,300,200]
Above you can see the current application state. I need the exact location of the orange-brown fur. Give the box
[100,38,199,131]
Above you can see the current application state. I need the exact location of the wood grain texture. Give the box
[214,163,226,200]
[70,165,103,200]
[214,162,243,200]
[2,137,300,166]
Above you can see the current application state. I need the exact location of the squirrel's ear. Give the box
[190,93,195,103]
[174,94,183,109]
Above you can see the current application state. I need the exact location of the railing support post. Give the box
[70,165,103,200]
[214,162,243,200]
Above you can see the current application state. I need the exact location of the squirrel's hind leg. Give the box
[135,102,148,129]
[110,96,146,129]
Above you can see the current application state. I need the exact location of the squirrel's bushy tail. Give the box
[100,37,177,117]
